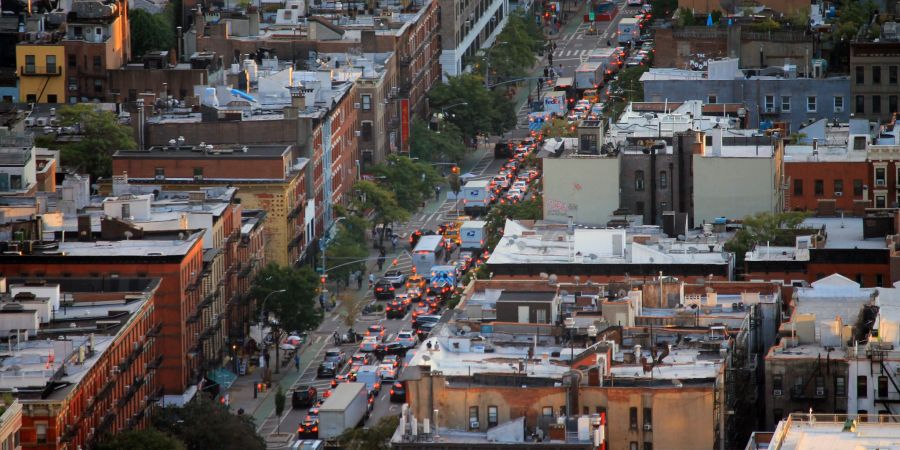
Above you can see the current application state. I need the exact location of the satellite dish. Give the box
[548,274,558,284]
[540,273,549,280]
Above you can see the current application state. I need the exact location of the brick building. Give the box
[0,278,160,449]
[109,51,224,103]
[850,39,900,123]
[62,0,131,103]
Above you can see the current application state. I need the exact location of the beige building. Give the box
[542,139,620,226]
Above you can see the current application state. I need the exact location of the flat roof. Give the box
[802,217,886,250]
[114,144,290,159]
[767,413,900,450]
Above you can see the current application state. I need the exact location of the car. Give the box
[359,336,380,352]
[382,269,407,287]
[377,363,398,380]
[427,280,453,297]
[323,348,346,367]
[411,302,433,319]
[374,341,408,359]
[350,352,374,366]
[322,389,333,399]
[382,354,401,369]
[395,330,419,349]
[297,416,319,438]
[385,300,406,319]
[374,278,396,300]
[413,314,441,328]
[316,361,337,378]
[367,324,386,338]
[423,295,441,310]
[416,321,439,338]
[330,373,355,388]
[390,381,407,403]
[406,274,426,290]
[307,405,320,419]
[409,229,436,248]
[291,386,318,409]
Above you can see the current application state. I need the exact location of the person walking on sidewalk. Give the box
[368,273,375,288]
[391,235,398,251]
[434,185,442,200]
[294,353,301,372]
[357,272,364,290]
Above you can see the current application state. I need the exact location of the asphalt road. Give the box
[274,150,510,444]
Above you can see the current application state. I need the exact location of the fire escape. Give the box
[867,342,900,419]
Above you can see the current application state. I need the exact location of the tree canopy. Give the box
[410,117,466,162]
[153,397,265,450]
[484,193,543,250]
[428,73,517,141]
[55,104,136,179]
[97,428,185,450]
[725,211,812,267]
[351,180,410,245]
[371,155,440,212]
[251,264,323,334]
[130,9,176,58]
[472,12,545,83]
[541,117,577,139]
[338,416,400,450]
[325,213,369,284]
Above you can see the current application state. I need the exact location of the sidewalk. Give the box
[226,144,491,433]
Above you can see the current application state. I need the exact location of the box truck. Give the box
[412,234,445,275]
[462,179,491,216]
[459,220,487,251]
[318,382,369,440]
[617,17,639,44]
[575,61,604,90]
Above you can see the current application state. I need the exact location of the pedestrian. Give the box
[371,228,377,240]
[434,185,442,199]
[607,39,612,47]
[391,235,398,251]
[294,353,301,372]
[357,272,364,290]
[319,293,325,309]
[377,255,385,271]
[548,53,553,65]
[369,273,375,288]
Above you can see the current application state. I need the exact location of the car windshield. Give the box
[325,350,340,357]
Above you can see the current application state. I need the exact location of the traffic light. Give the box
[320,275,328,284]
[451,165,460,174]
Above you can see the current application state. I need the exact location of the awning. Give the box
[208,367,238,391]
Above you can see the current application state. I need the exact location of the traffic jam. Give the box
[289,139,543,443]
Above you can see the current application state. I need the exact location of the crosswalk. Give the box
[553,48,599,58]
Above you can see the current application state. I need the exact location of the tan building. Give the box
[850,40,900,122]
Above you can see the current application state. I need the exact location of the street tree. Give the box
[338,416,400,450]
[428,73,517,142]
[410,117,466,162]
[371,155,440,212]
[325,219,369,286]
[274,386,286,432]
[725,211,812,267]
[130,9,176,58]
[484,193,543,250]
[351,180,410,246]
[472,13,545,82]
[251,264,323,372]
[56,104,136,179]
[541,117,577,139]
[97,429,185,450]
[154,397,265,450]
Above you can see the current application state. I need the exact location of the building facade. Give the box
[62,0,130,103]
[439,0,510,80]
[850,41,900,123]
[15,41,66,104]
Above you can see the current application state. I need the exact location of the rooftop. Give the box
[801,217,886,250]
[759,413,900,450]
[114,144,290,159]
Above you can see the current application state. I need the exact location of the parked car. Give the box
[316,361,337,378]
[395,330,418,349]
[323,348,346,367]
[382,269,407,287]
[292,386,318,409]
[390,381,407,403]
[374,278,396,300]
[297,416,319,438]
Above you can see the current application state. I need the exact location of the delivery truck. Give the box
[617,17,639,44]
[542,91,567,116]
[318,382,369,441]
[462,179,491,216]
[575,61,604,90]
[412,235,445,275]
[459,220,487,252]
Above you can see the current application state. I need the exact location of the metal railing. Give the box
[20,65,61,76]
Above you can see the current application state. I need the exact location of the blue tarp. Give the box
[208,367,238,390]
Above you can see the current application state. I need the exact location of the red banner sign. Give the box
[399,98,410,150]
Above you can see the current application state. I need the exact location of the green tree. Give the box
[154,397,265,450]
[325,218,369,286]
[252,264,323,373]
[274,385,286,418]
[725,211,812,267]
[484,193,543,250]
[472,13,545,83]
[651,0,678,18]
[371,155,440,212]
[410,117,466,162]
[351,180,410,246]
[338,416,400,450]
[428,73,517,142]
[56,104,136,179]
[605,66,649,120]
[97,429,185,450]
[541,117,577,139]
[676,7,696,26]
[130,9,176,58]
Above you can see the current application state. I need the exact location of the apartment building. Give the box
[62,0,130,102]
[850,33,900,123]
[439,0,510,80]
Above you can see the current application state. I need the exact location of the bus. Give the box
[412,235,445,275]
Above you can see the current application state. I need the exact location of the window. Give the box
[45,55,56,74]
[854,179,864,196]
[542,406,553,418]
[121,203,130,218]
[814,179,824,196]
[469,406,479,428]
[858,376,868,398]
[806,96,817,112]
[47,94,57,103]
[834,96,844,113]
[559,406,566,417]
[773,374,784,394]
[659,171,667,189]
[873,95,882,114]
[834,179,843,195]
[26,94,35,103]
[10,175,22,190]
[629,407,638,429]
[643,408,652,429]
[361,94,372,110]
[836,376,846,396]
[878,274,884,287]
[630,443,639,450]
[877,195,887,208]
[876,167,887,186]
[94,79,102,93]
[660,201,667,211]
[193,167,203,179]
[856,95,865,114]
[764,95,775,112]
[879,376,889,398]
[155,167,165,179]
[873,66,882,84]
[35,423,47,444]
[635,201,645,215]
[644,444,653,450]
[794,179,803,196]
[891,66,898,85]
[891,96,898,115]
[856,66,864,84]
[24,55,35,74]
[488,406,498,427]
[361,121,373,141]
[857,273,864,284]
[635,170,644,191]
[781,96,791,112]
[707,94,717,104]
[93,55,101,69]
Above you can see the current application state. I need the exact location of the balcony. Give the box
[20,65,62,76]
